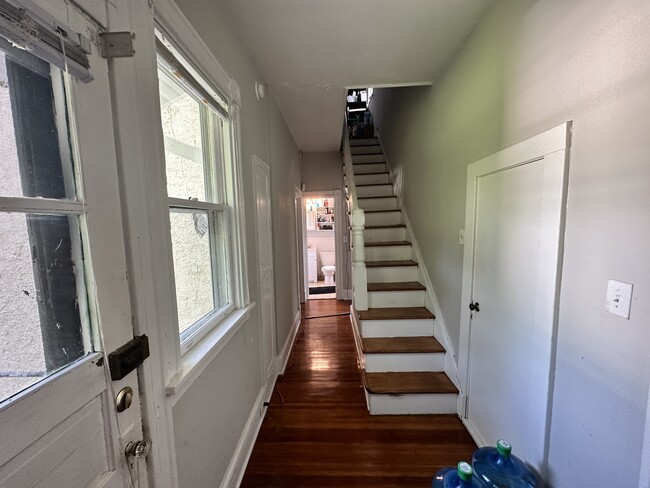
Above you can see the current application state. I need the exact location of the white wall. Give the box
[169,0,302,484]
[370,1,650,486]
[301,151,342,192]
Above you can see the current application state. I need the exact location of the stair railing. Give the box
[343,121,368,311]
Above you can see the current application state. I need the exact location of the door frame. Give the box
[457,122,572,470]
[252,155,277,382]
[295,186,307,303]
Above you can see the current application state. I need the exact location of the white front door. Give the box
[460,124,570,474]
[253,156,276,383]
[0,2,146,486]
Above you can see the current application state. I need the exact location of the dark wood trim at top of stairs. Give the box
[367,281,425,292]
[358,306,435,320]
[356,183,393,187]
[362,371,458,395]
[362,336,445,354]
[365,259,418,268]
[365,240,411,247]
[353,161,386,165]
[353,171,389,176]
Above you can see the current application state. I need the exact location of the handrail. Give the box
[343,120,368,311]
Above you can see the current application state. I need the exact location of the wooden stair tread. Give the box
[358,307,435,320]
[357,195,396,199]
[354,171,390,176]
[363,371,458,395]
[365,224,406,229]
[362,336,445,354]
[356,183,393,187]
[353,161,385,165]
[367,281,425,292]
[365,241,411,247]
[365,260,418,267]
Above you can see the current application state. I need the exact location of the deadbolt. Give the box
[115,386,134,412]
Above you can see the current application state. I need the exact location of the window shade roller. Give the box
[0,0,92,82]
[156,37,229,119]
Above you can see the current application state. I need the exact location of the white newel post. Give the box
[350,208,368,311]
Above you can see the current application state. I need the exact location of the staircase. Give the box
[345,136,458,415]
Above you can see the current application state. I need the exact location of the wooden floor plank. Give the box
[365,240,411,247]
[363,336,445,354]
[358,307,435,320]
[241,299,475,487]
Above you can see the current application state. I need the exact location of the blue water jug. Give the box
[432,461,485,487]
[472,440,539,487]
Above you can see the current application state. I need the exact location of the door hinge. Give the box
[99,32,135,58]
[108,335,150,380]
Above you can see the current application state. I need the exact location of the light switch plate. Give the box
[606,279,633,319]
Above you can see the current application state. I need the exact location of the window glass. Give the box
[0,45,87,403]
[169,209,215,334]
[158,67,206,201]
[0,48,74,200]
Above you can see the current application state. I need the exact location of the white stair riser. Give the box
[355,173,390,185]
[366,392,457,415]
[368,290,425,308]
[360,318,434,338]
[357,185,393,198]
[366,266,418,283]
[357,197,398,211]
[364,211,401,226]
[350,138,378,146]
[364,226,405,243]
[364,352,445,373]
[354,163,386,174]
[352,153,385,163]
[364,245,411,261]
[351,145,382,155]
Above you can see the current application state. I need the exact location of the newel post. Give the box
[350,208,368,311]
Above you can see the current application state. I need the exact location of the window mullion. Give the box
[167,197,227,212]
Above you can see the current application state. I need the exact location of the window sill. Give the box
[166,303,255,398]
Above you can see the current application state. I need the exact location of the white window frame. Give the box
[154,18,250,363]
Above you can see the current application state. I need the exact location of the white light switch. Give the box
[606,279,633,319]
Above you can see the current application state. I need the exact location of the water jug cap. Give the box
[496,439,512,458]
[457,461,473,481]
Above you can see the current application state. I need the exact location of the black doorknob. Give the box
[469,302,480,312]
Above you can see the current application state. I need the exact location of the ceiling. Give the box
[220,0,494,152]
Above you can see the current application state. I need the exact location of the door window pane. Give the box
[0,46,74,200]
[169,209,215,333]
[0,213,86,403]
[158,68,206,201]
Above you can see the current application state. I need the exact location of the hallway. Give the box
[241,300,476,487]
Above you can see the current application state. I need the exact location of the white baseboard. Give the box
[221,386,266,488]
[277,309,302,375]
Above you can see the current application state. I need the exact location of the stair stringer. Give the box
[374,129,463,414]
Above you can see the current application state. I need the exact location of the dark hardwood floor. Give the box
[240,299,476,487]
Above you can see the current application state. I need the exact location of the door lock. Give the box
[115,386,133,413]
[469,301,480,312]
[125,438,151,459]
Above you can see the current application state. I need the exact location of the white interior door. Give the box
[0,1,146,486]
[253,156,276,383]
[459,123,570,475]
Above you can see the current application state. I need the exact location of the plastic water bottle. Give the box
[432,461,485,487]
[472,440,539,487]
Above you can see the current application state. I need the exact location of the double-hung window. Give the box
[155,32,237,353]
